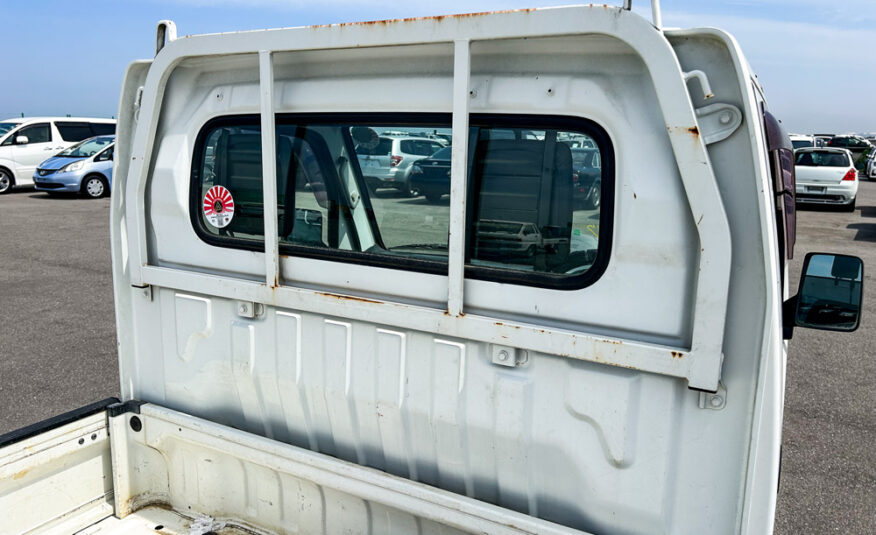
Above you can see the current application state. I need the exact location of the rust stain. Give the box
[602,338,622,345]
[633,192,637,199]
[316,291,381,304]
[311,7,538,29]
[13,468,29,480]
[671,351,684,359]
[688,126,699,136]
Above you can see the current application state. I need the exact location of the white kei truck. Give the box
[0,3,864,535]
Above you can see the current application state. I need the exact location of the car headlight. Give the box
[60,160,85,173]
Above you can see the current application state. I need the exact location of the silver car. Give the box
[356,135,445,196]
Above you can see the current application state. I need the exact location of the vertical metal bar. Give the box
[259,50,280,288]
[447,39,471,317]
[652,0,663,30]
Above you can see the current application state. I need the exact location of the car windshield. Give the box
[795,151,849,167]
[57,136,114,158]
[0,122,19,137]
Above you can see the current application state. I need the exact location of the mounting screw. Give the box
[710,395,724,408]
[497,350,510,362]
[239,304,248,314]
[719,112,732,125]
[469,89,477,98]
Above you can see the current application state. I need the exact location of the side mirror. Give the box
[792,253,863,332]
[15,135,28,145]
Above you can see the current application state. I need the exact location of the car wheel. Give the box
[82,175,108,199]
[843,198,856,212]
[0,168,13,194]
[404,180,420,198]
[424,190,442,203]
[585,184,601,209]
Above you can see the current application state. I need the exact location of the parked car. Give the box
[32,136,115,198]
[409,146,451,202]
[570,147,602,208]
[474,219,570,259]
[866,148,876,180]
[827,135,874,172]
[0,117,115,193]
[355,135,445,195]
[789,134,815,150]
[794,147,858,210]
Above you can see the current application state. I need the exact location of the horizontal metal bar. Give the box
[140,265,694,383]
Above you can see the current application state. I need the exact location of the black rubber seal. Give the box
[0,397,120,449]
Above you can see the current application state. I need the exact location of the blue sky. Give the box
[1,0,874,134]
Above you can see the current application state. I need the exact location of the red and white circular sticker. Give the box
[203,185,235,228]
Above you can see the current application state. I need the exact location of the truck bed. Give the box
[2,401,588,535]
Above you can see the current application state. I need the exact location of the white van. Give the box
[0,4,864,535]
[0,117,116,193]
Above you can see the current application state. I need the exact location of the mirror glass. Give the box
[795,253,863,331]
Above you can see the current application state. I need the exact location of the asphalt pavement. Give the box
[0,181,873,533]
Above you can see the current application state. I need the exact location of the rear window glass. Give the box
[791,140,812,150]
[192,114,612,289]
[795,151,849,167]
[56,122,94,142]
[91,123,116,136]
[400,139,443,156]
[56,121,116,141]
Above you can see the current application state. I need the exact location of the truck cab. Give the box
[0,3,863,534]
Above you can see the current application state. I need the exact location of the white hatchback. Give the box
[794,147,858,211]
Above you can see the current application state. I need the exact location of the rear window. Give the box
[91,123,116,136]
[56,121,116,141]
[355,137,392,156]
[191,114,613,289]
[791,140,812,150]
[795,151,849,167]
[400,139,443,156]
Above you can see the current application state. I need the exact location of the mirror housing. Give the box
[15,135,28,145]
[786,253,863,337]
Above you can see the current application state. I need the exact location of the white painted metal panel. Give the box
[0,413,113,534]
[109,404,591,535]
[109,5,784,535]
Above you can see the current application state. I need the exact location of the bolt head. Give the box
[498,350,510,361]
[710,395,724,407]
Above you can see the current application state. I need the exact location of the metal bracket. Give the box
[156,20,177,56]
[133,284,153,301]
[236,301,264,319]
[698,381,727,410]
[491,345,528,368]
[695,103,743,145]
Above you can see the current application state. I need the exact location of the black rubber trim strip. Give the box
[107,399,146,418]
[0,397,120,449]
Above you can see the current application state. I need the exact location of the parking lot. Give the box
[0,181,873,533]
